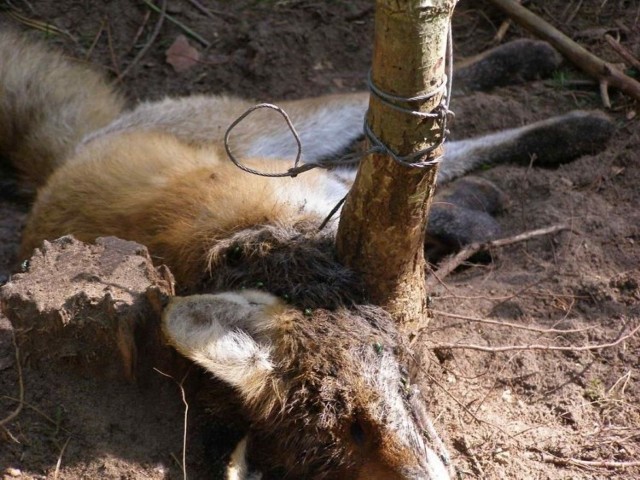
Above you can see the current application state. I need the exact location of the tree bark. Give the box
[336,0,457,331]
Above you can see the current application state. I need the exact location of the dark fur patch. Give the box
[436,176,508,214]
[454,39,562,94]
[427,176,506,259]
[513,110,614,166]
[427,203,502,255]
[246,305,406,478]
[194,221,367,309]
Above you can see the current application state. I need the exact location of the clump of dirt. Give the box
[1,0,638,479]
[1,236,175,380]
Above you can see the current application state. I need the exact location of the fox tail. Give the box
[0,29,125,188]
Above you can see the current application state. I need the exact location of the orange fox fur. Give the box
[1,28,615,480]
[25,130,342,286]
[0,31,124,186]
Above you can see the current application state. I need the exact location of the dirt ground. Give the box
[1,0,639,479]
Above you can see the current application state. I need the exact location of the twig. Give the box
[186,0,238,23]
[432,310,594,334]
[155,368,190,480]
[53,437,71,480]
[564,0,584,25]
[607,370,632,397]
[85,19,105,61]
[5,8,74,39]
[535,449,640,469]
[141,0,210,47]
[435,322,640,352]
[0,331,24,429]
[493,18,512,43]
[123,10,152,58]
[105,20,121,77]
[493,0,521,42]
[1,396,71,433]
[0,426,20,443]
[604,34,640,72]
[411,357,520,442]
[424,264,455,295]
[486,0,640,103]
[427,224,569,289]
[117,0,167,83]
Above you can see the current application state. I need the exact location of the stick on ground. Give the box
[604,34,640,72]
[435,322,640,353]
[431,310,594,334]
[427,224,569,289]
[536,450,640,469]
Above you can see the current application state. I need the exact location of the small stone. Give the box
[494,449,511,465]
[501,388,513,403]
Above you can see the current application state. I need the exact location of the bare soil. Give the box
[1,1,639,479]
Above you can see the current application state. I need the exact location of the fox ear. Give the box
[161,291,283,403]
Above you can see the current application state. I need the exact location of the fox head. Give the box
[162,290,452,479]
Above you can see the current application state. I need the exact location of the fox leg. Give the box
[82,92,370,166]
[427,177,507,259]
[453,39,562,95]
[81,40,574,170]
[269,39,566,165]
[324,109,613,259]
[439,110,613,184]
[270,45,612,184]
[269,39,567,164]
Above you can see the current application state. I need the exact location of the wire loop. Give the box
[224,103,315,178]
[363,24,454,168]
[222,21,455,227]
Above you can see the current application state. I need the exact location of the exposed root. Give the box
[431,310,595,334]
[434,322,640,352]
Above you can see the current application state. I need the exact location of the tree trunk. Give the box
[336,0,457,331]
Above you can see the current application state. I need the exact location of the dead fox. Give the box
[0,29,613,479]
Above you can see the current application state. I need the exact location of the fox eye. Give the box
[350,419,366,446]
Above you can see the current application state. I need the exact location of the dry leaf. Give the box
[166,35,200,72]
